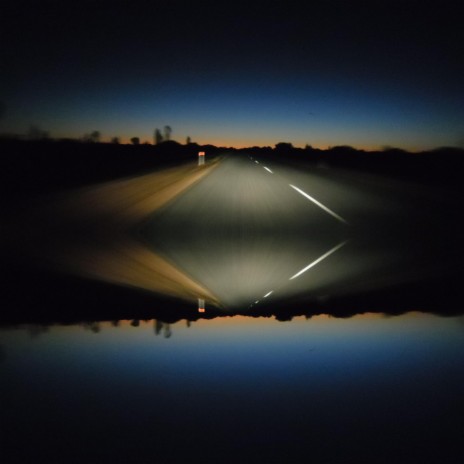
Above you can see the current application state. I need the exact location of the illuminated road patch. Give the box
[289,184,349,225]
[290,241,349,280]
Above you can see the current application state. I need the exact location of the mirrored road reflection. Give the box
[2,154,461,317]
[141,155,460,310]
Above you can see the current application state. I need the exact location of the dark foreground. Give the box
[2,312,464,464]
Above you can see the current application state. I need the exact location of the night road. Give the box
[142,154,456,310]
[2,3,464,463]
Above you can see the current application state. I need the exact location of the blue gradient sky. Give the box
[1,1,463,150]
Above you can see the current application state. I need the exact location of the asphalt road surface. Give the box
[141,154,458,310]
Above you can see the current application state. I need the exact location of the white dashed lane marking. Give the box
[289,184,348,225]
[289,241,349,280]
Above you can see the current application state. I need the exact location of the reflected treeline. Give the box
[154,320,172,338]
[82,321,102,333]
[0,319,191,339]
[27,324,49,338]
[2,303,464,338]
[80,319,179,338]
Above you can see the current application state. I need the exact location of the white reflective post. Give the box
[198,151,205,166]
[198,298,205,313]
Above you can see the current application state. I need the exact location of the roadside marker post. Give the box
[198,298,205,313]
[198,151,205,166]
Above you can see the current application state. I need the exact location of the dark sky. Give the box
[1,0,463,149]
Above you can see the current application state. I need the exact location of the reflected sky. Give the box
[1,312,464,463]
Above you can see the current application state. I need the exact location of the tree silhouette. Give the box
[27,324,49,338]
[154,319,163,335]
[82,321,101,333]
[90,130,100,143]
[186,136,191,145]
[28,124,49,140]
[130,137,140,145]
[154,128,163,145]
[164,125,172,141]
[111,136,120,144]
[275,142,293,152]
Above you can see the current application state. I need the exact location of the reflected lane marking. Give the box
[289,241,349,280]
[264,291,273,298]
[289,184,348,224]
[264,167,273,174]
[255,160,259,164]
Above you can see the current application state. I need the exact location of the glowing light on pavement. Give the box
[289,184,349,224]
[264,167,273,174]
[289,241,349,280]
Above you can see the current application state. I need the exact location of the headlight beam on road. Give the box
[289,184,349,225]
[289,241,349,280]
